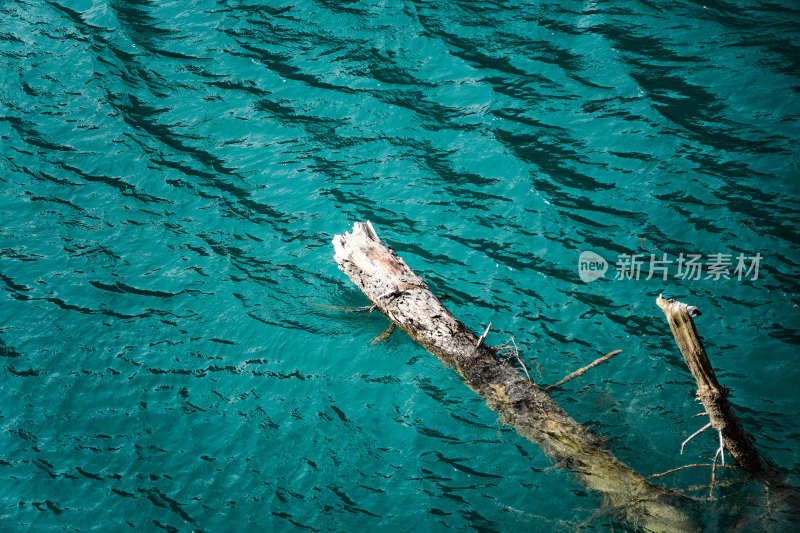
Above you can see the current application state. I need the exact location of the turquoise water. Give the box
[2,0,799,530]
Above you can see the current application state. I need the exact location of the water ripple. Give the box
[1,0,799,531]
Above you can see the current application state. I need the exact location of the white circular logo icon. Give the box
[578,251,608,283]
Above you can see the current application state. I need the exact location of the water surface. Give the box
[1,0,799,530]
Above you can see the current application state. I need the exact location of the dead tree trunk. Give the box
[656,295,781,486]
[334,222,698,533]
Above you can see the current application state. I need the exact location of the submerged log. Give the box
[334,221,697,532]
[656,295,781,486]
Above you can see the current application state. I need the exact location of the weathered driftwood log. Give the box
[656,295,781,486]
[334,222,697,532]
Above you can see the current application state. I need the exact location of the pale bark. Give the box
[333,221,698,532]
[656,295,779,486]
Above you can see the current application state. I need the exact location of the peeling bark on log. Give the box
[656,294,781,486]
[333,222,698,533]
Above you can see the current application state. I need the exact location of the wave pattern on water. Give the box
[1,0,799,531]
